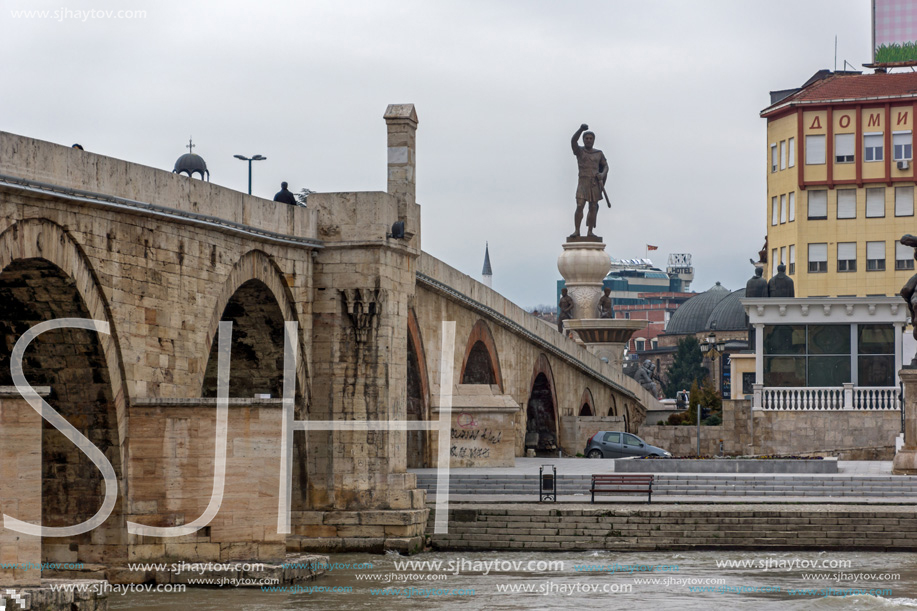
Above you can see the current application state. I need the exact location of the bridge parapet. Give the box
[0,131,318,243]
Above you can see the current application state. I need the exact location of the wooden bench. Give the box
[591,474,654,503]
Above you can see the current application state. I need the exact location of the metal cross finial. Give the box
[187,137,195,154]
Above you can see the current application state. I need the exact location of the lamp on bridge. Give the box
[233,154,266,195]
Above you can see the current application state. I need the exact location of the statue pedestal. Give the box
[562,319,647,368]
[557,240,612,319]
[893,369,917,474]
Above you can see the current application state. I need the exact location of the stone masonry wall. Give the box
[639,399,899,458]
[0,392,42,586]
[430,504,917,551]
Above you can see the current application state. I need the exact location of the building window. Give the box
[771,196,778,225]
[771,143,778,172]
[780,194,787,223]
[894,131,913,161]
[805,135,826,165]
[837,189,857,219]
[866,188,885,218]
[858,325,895,387]
[763,324,895,388]
[865,132,884,162]
[807,190,827,219]
[837,242,856,272]
[780,140,787,169]
[808,243,828,273]
[788,192,796,221]
[771,249,778,276]
[635,339,645,351]
[652,339,658,350]
[763,324,850,387]
[896,186,915,217]
[897,240,915,270]
[789,244,796,275]
[780,246,786,268]
[866,241,886,271]
[835,133,855,163]
[788,137,795,167]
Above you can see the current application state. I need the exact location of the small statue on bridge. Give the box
[557,288,574,333]
[273,182,297,206]
[569,124,609,241]
[900,234,917,366]
[597,287,613,318]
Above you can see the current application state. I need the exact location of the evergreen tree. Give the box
[663,336,708,398]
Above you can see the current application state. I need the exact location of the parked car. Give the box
[584,431,671,458]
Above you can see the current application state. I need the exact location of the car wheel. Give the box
[587,449,603,459]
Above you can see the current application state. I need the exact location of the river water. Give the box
[109,549,917,610]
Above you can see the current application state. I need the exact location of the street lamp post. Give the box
[233,154,266,195]
[699,332,728,394]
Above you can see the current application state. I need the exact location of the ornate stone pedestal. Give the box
[893,369,917,474]
[557,240,612,319]
[563,319,646,368]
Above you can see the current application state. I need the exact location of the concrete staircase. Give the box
[415,473,917,497]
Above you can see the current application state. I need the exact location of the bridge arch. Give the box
[460,319,503,391]
[0,218,128,562]
[200,250,308,401]
[406,308,430,468]
[579,387,595,416]
[524,354,558,455]
[608,394,617,417]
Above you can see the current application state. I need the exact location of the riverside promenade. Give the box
[414,459,917,551]
[412,458,911,504]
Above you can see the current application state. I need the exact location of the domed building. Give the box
[652,282,750,397]
[173,139,210,181]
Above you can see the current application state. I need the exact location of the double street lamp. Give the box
[699,332,727,361]
[233,154,266,195]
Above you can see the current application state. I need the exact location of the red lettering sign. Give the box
[809,116,823,130]
[839,115,851,129]
[867,113,881,127]
[898,112,909,126]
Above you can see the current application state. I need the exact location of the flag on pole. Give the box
[646,245,659,251]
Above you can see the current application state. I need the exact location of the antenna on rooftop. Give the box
[835,35,837,72]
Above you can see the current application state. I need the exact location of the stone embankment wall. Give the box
[638,399,899,459]
[429,504,917,551]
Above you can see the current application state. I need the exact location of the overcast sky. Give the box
[1,0,874,308]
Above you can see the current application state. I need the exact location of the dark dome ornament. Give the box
[173,137,210,181]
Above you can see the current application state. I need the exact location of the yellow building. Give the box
[762,70,917,297]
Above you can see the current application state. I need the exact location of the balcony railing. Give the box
[754,384,900,411]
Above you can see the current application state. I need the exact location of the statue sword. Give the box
[596,176,611,208]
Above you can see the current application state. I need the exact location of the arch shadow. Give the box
[406,308,431,468]
[524,354,559,454]
[460,319,503,391]
[579,387,595,416]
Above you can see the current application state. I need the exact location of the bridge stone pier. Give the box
[0,104,656,577]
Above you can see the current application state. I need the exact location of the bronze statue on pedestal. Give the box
[569,124,609,240]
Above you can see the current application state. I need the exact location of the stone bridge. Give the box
[0,104,655,581]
